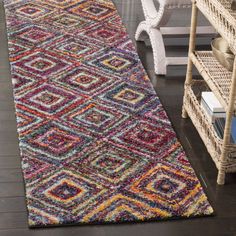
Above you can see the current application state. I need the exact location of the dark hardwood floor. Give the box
[0,0,236,235]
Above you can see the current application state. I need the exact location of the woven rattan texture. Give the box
[197,0,236,53]
[193,51,233,110]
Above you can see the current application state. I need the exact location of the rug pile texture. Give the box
[4,0,213,227]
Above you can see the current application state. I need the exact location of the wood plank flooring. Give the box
[0,0,236,235]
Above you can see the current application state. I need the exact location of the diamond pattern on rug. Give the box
[17,84,78,115]
[82,21,128,46]
[12,2,53,19]
[22,121,92,160]
[110,119,176,156]
[4,0,213,227]
[62,100,129,135]
[10,25,56,48]
[100,82,156,113]
[48,35,99,60]
[29,169,108,213]
[44,0,81,9]
[54,64,117,96]
[66,1,115,21]
[67,142,149,187]
[14,49,72,77]
[87,48,139,76]
[125,162,209,217]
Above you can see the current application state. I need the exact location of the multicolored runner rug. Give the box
[4,0,213,227]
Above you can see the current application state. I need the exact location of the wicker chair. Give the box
[135,0,215,75]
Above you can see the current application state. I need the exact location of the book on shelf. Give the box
[213,117,236,143]
[201,99,226,123]
[201,92,225,113]
[201,91,226,123]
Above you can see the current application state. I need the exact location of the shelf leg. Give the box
[217,171,226,185]
[182,105,188,119]
[182,1,198,119]
[217,58,236,185]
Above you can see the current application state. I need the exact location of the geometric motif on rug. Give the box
[54,63,117,97]
[22,121,93,161]
[61,100,130,135]
[3,0,213,228]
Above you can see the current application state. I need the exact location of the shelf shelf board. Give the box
[190,51,234,111]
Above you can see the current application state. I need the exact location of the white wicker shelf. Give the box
[182,0,236,184]
[196,0,236,54]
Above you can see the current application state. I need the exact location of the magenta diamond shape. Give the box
[14,50,69,76]
[49,182,82,200]
[18,84,76,115]
[24,122,92,159]
[14,26,55,44]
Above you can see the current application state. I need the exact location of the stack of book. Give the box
[201,91,236,143]
[201,92,226,123]
[214,117,236,143]
[214,118,225,139]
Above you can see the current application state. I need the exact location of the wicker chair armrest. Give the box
[156,0,191,7]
